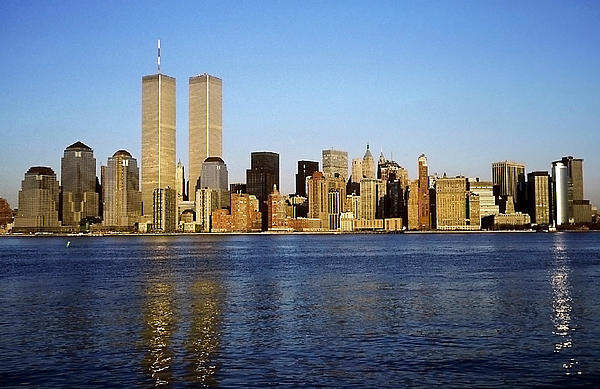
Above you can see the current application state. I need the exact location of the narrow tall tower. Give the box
[189,74,223,201]
[141,41,176,216]
[418,154,430,230]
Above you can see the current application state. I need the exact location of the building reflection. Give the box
[184,279,224,386]
[551,234,580,375]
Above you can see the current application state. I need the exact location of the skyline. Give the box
[2,1,599,207]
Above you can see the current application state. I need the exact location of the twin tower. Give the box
[141,70,222,215]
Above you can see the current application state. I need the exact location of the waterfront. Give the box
[1,233,599,387]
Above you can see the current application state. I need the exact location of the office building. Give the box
[435,176,469,230]
[492,161,525,210]
[152,187,177,232]
[378,154,408,188]
[468,179,498,218]
[189,74,223,201]
[351,158,363,184]
[554,156,591,224]
[322,149,348,182]
[296,160,319,197]
[246,151,279,230]
[407,180,419,230]
[268,186,287,229]
[362,144,375,179]
[141,72,176,216]
[0,197,13,228]
[527,171,551,226]
[176,161,185,202]
[196,188,218,232]
[102,150,141,227]
[60,141,99,225]
[200,157,228,191]
[359,178,385,220]
[230,193,262,232]
[418,154,430,230]
[14,167,60,229]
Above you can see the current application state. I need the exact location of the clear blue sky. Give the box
[1,0,599,207]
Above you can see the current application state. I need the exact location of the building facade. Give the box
[141,73,176,216]
[61,141,99,225]
[435,176,469,230]
[189,74,223,201]
[361,145,375,179]
[14,167,60,229]
[295,160,319,197]
[527,171,551,226]
[246,152,279,230]
[322,149,348,182]
[359,178,385,220]
[102,150,141,227]
[417,154,430,230]
[196,188,218,232]
[492,161,525,211]
[152,187,177,232]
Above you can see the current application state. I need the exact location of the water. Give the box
[1,233,600,387]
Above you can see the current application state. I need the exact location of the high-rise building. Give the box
[196,188,218,232]
[295,160,319,197]
[436,176,469,230]
[552,161,568,226]
[527,171,551,226]
[307,171,328,228]
[152,187,177,232]
[407,179,419,230]
[200,157,228,190]
[555,156,590,223]
[189,74,223,201]
[378,154,408,188]
[351,158,363,184]
[359,178,385,220]
[141,72,176,216]
[246,152,279,230]
[14,167,60,229]
[322,149,348,183]
[268,186,287,229]
[230,193,262,232]
[176,161,185,202]
[362,145,375,179]
[417,154,430,230]
[492,161,525,210]
[328,191,342,230]
[467,179,498,218]
[102,150,141,227]
[60,141,99,225]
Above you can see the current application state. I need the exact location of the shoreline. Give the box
[1,229,597,237]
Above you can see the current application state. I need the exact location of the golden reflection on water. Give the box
[141,281,176,386]
[551,235,581,375]
[185,280,223,386]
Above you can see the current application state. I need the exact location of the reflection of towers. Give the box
[185,280,223,385]
[142,281,176,386]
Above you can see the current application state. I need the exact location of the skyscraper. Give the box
[246,152,279,230]
[14,167,60,229]
[492,161,525,210]
[527,171,551,226]
[359,178,386,220]
[141,70,176,216]
[295,160,319,197]
[351,158,363,184]
[361,145,375,179]
[61,141,99,225]
[418,154,430,230]
[102,150,141,227]
[553,156,591,224]
[322,149,348,182]
[189,74,223,201]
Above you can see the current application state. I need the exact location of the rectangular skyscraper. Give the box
[247,152,279,230]
[189,74,223,201]
[141,73,176,216]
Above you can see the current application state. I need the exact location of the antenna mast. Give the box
[157,39,161,73]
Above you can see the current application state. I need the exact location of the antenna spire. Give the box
[157,39,161,73]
